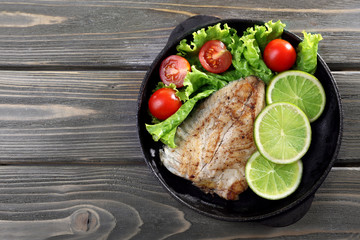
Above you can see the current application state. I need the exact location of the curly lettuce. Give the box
[177,66,241,100]
[229,32,273,84]
[294,31,323,74]
[249,20,286,52]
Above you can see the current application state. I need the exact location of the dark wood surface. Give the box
[0,1,359,239]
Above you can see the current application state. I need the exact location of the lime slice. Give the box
[254,102,311,164]
[245,151,303,200]
[267,70,326,122]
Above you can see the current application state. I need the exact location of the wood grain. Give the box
[0,165,358,240]
[334,71,360,164]
[0,70,357,164]
[0,70,143,164]
[0,0,358,69]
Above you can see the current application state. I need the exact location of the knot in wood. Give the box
[71,208,99,234]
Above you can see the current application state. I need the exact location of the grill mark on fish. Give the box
[159,76,265,200]
[197,84,254,176]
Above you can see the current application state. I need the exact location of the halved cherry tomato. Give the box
[199,40,232,74]
[263,39,296,72]
[148,88,182,120]
[159,55,190,88]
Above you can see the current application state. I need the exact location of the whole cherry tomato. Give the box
[263,39,297,72]
[148,88,182,120]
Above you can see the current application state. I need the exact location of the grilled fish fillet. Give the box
[160,76,265,200]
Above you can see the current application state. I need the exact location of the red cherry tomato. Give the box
[159,55,190,88]
[148,88,182,120]
[263,39,297,72]
[199,40,232,74]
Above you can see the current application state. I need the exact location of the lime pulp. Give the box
[254,102,311,164]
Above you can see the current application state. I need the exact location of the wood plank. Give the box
[0,0,359,69]
[0,165,358,239]
[334,71,360,164]
[0,70,143,164]
[0,70,358,164]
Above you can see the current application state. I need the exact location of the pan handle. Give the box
[258,194,315,227]
[167,15,221,44]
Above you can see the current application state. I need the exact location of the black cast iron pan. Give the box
[137,15,343,227]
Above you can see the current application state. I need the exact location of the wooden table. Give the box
[0,1,359,239]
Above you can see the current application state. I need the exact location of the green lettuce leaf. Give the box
[248,20,286,52]
[294,31,323,74]
[177,66,240,101]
